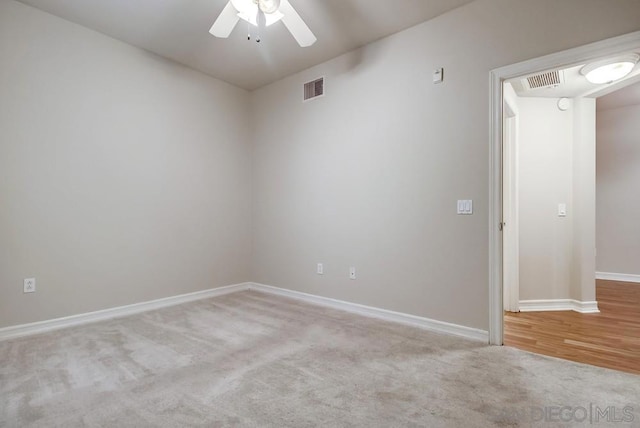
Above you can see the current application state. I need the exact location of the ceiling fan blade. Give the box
[209,1,240,38]
[278,0,316,47]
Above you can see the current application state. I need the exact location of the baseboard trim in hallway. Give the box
[518,299,600,313]
[0,281,489,343]
[250,283,489,342]
[596,272,640,283]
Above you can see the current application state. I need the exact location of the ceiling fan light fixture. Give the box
[581,54,639,84]
[210,0,316,47]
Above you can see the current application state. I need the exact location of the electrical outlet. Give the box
[24,278,36,293]
[349,267,356,280]
[317,263,324,275]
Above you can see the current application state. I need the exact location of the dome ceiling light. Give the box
[581,54,639,85]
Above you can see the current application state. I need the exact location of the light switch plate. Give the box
[457,200,473,215]
[433,68,444,84]
[558,203,567,217]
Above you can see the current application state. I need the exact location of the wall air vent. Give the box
[522,70,565,90]
[304,77,324,101]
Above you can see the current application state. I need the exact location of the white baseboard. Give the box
[596,272,640,283]
[518,299,599,314]
[249,283,489,342]
[0,282,251,341]
[0,281,489,344]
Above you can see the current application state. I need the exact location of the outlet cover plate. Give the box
[24,278,36,293]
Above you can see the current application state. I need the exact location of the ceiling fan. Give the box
[210,0,317,47]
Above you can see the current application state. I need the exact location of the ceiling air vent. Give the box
[304,77,324,101]
[522,70,565,91]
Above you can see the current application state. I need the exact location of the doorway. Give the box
[490,31,640,374]
[488,30,640,345]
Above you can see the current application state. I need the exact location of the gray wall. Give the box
[251,0,640,330]
[596,102,640,276]
[0,1,253,328]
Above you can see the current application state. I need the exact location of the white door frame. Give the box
[488,30,640,345]
[502,100,519,313]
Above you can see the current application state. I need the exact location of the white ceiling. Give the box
[16,0,475,90]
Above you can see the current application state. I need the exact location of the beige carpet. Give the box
[1,291,638,427]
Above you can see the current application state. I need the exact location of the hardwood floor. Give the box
[504,280,640,375]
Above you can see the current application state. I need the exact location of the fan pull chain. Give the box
[256,9,263,43]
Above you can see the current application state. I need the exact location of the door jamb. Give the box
[502,100,519,313]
